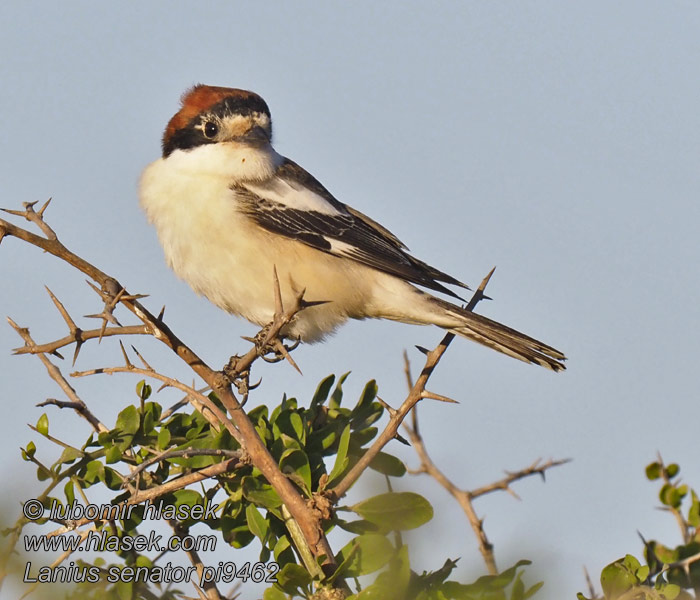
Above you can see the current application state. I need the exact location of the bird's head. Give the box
[162,85,272,158]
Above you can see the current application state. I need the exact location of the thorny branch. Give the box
[402,349,569,575]
[0,201,337,576]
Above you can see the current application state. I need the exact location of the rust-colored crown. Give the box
[162,85,270,154]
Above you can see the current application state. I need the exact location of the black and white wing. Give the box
[233,158,469,299]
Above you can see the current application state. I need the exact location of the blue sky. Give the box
[1,2,699,598]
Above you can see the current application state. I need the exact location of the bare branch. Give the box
[468,458,571,500]
[2,199,57,240]
[7,317,107,433]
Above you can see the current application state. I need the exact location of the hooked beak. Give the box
[240,124,270,146]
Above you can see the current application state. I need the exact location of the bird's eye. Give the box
[203,121,219,139]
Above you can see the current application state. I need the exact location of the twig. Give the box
[7,317,107,433]
[468,458,572,500]
[404,404,498,574]
[125,448,245,482]
[71,363,241,445]
[403,358,568,575]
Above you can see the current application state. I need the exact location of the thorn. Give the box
[482,266,497,287]
[157,305,166,321]
[505,487,522,501]
[273,339,302,375]
[121,293,149,301]
[98,316,109,342]
[51,349,64,360]
[240,336,256,343]
[299,298,330,309]
[249,377,263,390]
[85,280,103,297]
[45,286,77,332]
[37,198,52,218]
[131,345,153,370]
[376,396,396,417]
[157,382,169,393]
[394,432,411,446]
[0,207,25,217]
[421,390,459,404]
[71,341,83,367]
[118,341,133,368]
[272,265,284,316]
[415,345,429,355]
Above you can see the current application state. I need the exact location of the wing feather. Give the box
[233,158,469,299]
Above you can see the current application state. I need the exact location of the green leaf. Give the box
[36,413,49,436]
[336,518,379,535]
[653,542,679,564]
[311,374,336,407]
[136,380,151,401]
[23,441,36,460]
[511,573,525,600]
[172,489,201,509]
[369,452,406,477]
[64,481,75,505]
[273,534,292,562]
[327,425,351,487]
[279,449,312,495]
[335,534,394,578]
[330,372,351,409]
[116,405,140,435]
[246,504,269,543]
[263,587,288,600]
[601,555,641,598]
[645,462,662,480]
[524,581,544,599]
[274,563,312,596]
[274,410,305,445]
[157,428,171,450]
[636,564,650,581]
[688,490,700,527]
[58,447,82,464]
[116,578,132,600]
[666,463,680,479]
[660,483,674,506]
[242,477,283,514]
[105,445,122,464]
[84,460,104,484]
[351,492,433,531]
[659,583,681,600]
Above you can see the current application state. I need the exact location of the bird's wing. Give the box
[233,158,469,299]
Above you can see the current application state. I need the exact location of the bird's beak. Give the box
[240,125,270,146]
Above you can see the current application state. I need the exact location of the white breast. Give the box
[139,143,391,341]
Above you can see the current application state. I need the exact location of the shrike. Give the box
[140,85,566,371]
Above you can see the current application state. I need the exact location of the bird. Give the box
[140,85,566,371]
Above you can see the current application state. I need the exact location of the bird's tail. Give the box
[428,297,566,371]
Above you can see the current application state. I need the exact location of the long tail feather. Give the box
[431,297,567,372]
